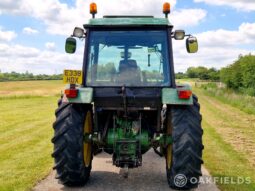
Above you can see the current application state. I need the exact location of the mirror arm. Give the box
[185,34,192,37]
[70,32,87,39]
[75,35,86,42]
[170,33,192,39]
[71,35,86,39]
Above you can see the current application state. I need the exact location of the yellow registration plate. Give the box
[63,70,83,84]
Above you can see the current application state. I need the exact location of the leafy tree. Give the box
[175,72,187,79]
[186,66,218,80]
[208,68,220,81]
[220,54,255,95]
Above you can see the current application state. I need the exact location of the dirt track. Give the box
[33,149,219,191]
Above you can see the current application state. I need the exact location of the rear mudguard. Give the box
[162,84,193,105]
[62,87,93,104]
[63,84,193,105]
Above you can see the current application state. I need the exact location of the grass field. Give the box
[195,82,255,115]
[0,80,63,98]
[194,87,255,191]
[178,80,255,190]
[0,81,63,191]
[0,80,255,190]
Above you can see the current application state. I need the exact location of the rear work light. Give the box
[65,88,78,98]
[178,90,192,99]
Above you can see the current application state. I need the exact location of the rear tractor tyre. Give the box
[51,101,93,186]
[165,94,204,190]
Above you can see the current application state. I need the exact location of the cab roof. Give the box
[84,16,172,28]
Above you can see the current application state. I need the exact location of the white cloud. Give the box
[0,1,23,14]
[173,22,255,72]
[76,0,177,17]
[0,0,206,36]
[194,0,255,12]
[2,0,253,74]
[0,43,83,74]
[23,27,38,34]
[1,21,254,74]
[171,9,207,29]
[197,22,255,47]
[0,43,39,58]
[173,43,253,72]
[45,42,56,50]
[0,27,17,41]
[0,0,81,35]
[239,22,255,38]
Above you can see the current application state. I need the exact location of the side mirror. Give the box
[65,37,77,54]
[186,36,198,53]
[174,30,185,40]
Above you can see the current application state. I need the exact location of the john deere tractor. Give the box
[52,2,203,189]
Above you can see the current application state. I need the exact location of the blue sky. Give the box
[0,0,254,74]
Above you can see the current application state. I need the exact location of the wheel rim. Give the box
[166,145,172,169]
[83,111,92,167]
[166,112,173,169]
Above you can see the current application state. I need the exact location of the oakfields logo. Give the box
[174,174,252,187]
[174,174,187,187]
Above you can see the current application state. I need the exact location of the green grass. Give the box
[0,92,60,191]
[193,86,255,191]
[197,82,255,115]
[0,80,63,97]
[1,80,255,191]
[203,122,255,191]
[0,81,63,191]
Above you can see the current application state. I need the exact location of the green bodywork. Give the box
[85,17,171,27]
[66,85,192,105]
[162,84,193,105]
[106,117,149,166]
[65,87,93,103]
[156,134,173,147]
[104,117,172,166]
[80,95,174,167]
[106,124,150,152]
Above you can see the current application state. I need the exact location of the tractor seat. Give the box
[118,59,141,84]
[119,59,138,72]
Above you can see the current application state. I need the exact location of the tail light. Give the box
[65,88,78,98]
[178,90,192,99]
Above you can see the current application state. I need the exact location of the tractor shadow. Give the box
[60,150,170,191]
[60,170,169,191]
[34,150,217,191]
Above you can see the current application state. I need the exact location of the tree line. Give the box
[177,54,255,96]
[0,71,62,82]
[1,54,254,95]
[176,66,220,81]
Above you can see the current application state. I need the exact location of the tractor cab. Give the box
[65,3,198,88]
[64,4,198,109]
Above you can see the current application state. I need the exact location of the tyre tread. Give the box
[167,94,204,190]
[52,101,92,186]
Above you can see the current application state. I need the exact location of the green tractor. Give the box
[52,2,203,190]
